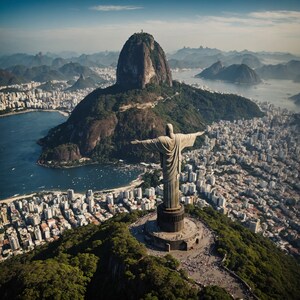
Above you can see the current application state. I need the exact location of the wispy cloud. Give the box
[200,10,300,28]
[1,10,300,55]
[90,5,143,12]
[249,10,300,22]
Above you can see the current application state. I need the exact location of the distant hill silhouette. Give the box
[0,62,106,87]
[37,80,68,92]
[66,74,101,91]
[256,60,300,81]
[289,92,300,105]
[196,62,261,84]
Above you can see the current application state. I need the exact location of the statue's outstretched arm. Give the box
[131,139,142,145]
[131,138,160,151]
[179,130,205,149]
[131,138,156,145]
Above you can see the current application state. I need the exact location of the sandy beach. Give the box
[99,176,143,194]
[0,109,69,118]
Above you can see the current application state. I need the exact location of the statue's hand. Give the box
[131,140,140,145]
[196,131,205,136]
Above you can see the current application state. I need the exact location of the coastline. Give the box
[37,159,142,170]
[99,176,143,194]
[0,108,69,118]
[0,175,144,205]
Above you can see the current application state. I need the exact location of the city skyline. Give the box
[1,0,300,55]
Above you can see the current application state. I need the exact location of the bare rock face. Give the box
[48,143,81,162]
[116,33,172,89]
[76,114,118,155]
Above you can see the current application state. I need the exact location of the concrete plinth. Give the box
[144,213,203,251]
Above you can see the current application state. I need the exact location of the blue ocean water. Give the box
[0,111,140,200]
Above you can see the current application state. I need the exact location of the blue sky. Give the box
[1,0,300,54]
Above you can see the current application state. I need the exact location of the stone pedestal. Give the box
[157,203,185,232]
[143,214,203,251]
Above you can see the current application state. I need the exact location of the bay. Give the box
[0,111,140,200]
[1,72,298,199]
[172,69,300,113]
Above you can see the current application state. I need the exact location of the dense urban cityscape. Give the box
[0,67,116,113]
[0,86,299,260]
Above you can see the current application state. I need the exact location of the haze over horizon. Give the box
[1,0,300,55]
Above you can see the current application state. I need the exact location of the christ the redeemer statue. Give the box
[131,124,204,214]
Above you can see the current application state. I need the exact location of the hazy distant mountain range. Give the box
[0,51,119,69]
[167,46,300,69]
[0,47,300,87]
[255,60,300,81]
[0,62,108,87]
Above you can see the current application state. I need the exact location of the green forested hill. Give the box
[1,207,297,300]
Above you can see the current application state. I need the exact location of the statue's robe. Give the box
[139,133,197,209]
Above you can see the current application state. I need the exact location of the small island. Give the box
[289,92,300,105]
[195,61,261,84]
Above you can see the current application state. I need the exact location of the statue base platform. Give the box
[144,213,203,251]
[157,203,185,232]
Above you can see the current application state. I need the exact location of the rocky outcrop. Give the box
[116,33,172,89]
[38,143,81,164]
[76,114,118,155]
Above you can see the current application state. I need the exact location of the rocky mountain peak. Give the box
[116,32,172,89]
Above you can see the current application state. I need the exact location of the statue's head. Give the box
[166,123,174,138]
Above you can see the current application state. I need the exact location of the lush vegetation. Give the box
[1,212,219,300]
[186,205,300,300]
[198,286,233,300]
